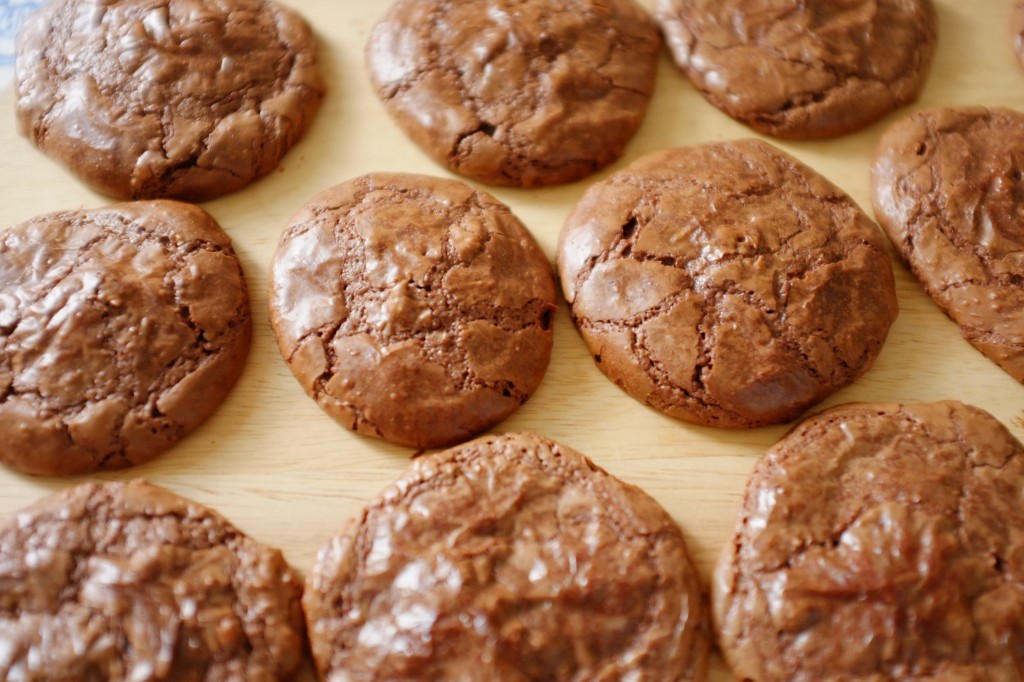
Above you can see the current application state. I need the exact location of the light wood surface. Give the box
[1,1,1022,679]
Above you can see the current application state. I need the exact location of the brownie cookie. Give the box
[304,432,710,681]
[15,0,324,201]
[873,107,1024,383]
[365,0,660,187]
[0,479,305,680]
[655,0,937,139]
[269,173,556,449]
[0,201,251,476]
[715,401,1024,681]
[558,140,898,428]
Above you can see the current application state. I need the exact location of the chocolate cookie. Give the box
[557,140,898,428]
[268,173,556,449]
[655,0,938,139]
[715,401,1024,681]
[15,0,324,201]
[365,0,660,187]
[304,431,710,681]
[0,200,251,476]
[872,107,1024,382]
[0,479,305,680]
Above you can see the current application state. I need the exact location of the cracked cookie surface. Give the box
[268,173,556,449]
[655,0,937,139]
[0,479,305,681]
[872,106,1024,383]
[15,0,324,201]
[714,401,1024,681]
[304,431,710,681]
[365,0,660,187]
[0,200,252,476]
[557,140,898,428]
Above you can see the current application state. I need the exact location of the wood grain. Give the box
[0,1,1021,679]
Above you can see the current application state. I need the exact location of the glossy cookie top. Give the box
[269,173,556,449]
[872,106,1024,382]
[558,139,897,428]
[715,401,1024,681]
[656,0,937,138]
[15,0,325,200]
[0,200,251,475]
[0,479,305,680]
[304,431,710,681]
[366,0,660,187]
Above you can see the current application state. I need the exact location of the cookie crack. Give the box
[0,231,110,340]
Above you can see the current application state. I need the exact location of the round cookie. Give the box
[0,200,251,476]
[655,0,938,139]
[873,107,1024,383]
[0,479,305,680]
[365,0,660,187]
[557,140,898,428]
[714,401,1024,681]
[268,173,556,449]
[15,0,324,201]
[304,431,710,681]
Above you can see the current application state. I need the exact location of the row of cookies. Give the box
[15,0,943,201]
[3,100,1022,473]
[5,398,1023,679]
[0,179,554,476]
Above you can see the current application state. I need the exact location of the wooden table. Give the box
[1,1,1021,679]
